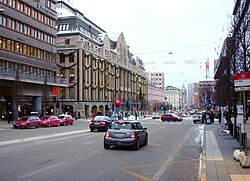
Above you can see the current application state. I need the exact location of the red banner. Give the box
[52,87,58,95]
[234,72,250,80]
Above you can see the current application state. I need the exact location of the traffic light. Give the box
[115,99,121,107]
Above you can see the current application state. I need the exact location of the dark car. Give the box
[58,114,75,126]
[89,116,112,132]
[40,115,61,127]
[13,116,41,129]
[103,120,148,150]
[161,113,183,122]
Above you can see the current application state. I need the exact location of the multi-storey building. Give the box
[147,85,165,113]
[148,72,164,89]
[165,86,180,110]
[199,78,215,109]
[0,0,67,121]
[55,1,147,117]
[187,83,199,109]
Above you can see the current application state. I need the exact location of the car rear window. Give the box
[111,122,131,129]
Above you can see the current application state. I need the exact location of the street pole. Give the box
[243,90,248,155]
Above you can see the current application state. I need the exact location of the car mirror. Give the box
[143,128,147,130]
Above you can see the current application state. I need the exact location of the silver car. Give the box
[103,120,148,150]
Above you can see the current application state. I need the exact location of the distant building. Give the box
[187,83,199,109]
[147,85,165,113]
[148,72,165,90]
[199,78,215,109]
[165,86,180,110]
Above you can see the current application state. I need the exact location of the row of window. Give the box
[0,36,56,62]
[0,60,56,78]
[0,0,56,27]
[0,15,55,44]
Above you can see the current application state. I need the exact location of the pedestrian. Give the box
[218,109,222,124]
[78,112,81,119]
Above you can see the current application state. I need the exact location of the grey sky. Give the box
[72,0,235,88]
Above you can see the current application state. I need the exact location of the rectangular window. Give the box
[19,43,23,53]
[69,87,75,99]
[19,23,23,33]
[0,37,2,48]
[7,39,11,50]
[59,54,65,63]
[69,68,74,83]
[69,53,74,63]
[60,69,65,78]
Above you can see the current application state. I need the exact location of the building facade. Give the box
[55,1,147,118]
[165,86,180,110]
[148,72,165,90]
[187,83,199,109]
[0,0,67,121]
[199,78,215,109]
[147,85,165,113]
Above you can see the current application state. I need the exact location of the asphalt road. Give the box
[0,117,204,181]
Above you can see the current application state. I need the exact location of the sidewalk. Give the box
[201,122,250,181]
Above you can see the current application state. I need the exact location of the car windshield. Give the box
[58,116,65,119]
[94,116,107,120]
[20,117,29,121]
[111,122,131,129]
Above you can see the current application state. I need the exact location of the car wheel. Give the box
[104,143,110,149]
[57,122,60,127]
[90,129,94,132]
[36,124,40,128]
[63,122,66,126]
[26,124,30,129]
[133,139,140,151]
[193,120,196,124]
[144,135,148,146]
[70,122,73,125]
[48,123,51,127]
[13,126,17,129]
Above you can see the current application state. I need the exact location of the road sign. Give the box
[234,72,250,88]
[235,86,250,91]
[116,108,120,113]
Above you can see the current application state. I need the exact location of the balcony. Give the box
[0,68,68,87]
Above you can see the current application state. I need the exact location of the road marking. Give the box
[0,130,89,146]
[19,161,64,178]
[152,126,195,181]
[0,148,22,154]
[119,168,154,181]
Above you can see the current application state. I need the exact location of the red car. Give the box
[161,113,183,122]
[13,116,41,129]
[58,114,74,126]
[40,115,61,127]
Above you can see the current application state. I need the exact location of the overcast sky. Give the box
[72,0,235,88]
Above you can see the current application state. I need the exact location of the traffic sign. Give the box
[234,72,250,88]
[116,108,120,113]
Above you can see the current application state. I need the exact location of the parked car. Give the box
[40,115,61,127]
[13,116,41,129]
[58,114,75,126]
[152,112,160,119]
[192,112,204,124]
[89,116,112,132]
[103,120,148,150]
[161,113,183,122]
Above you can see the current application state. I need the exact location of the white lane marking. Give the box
[152,126,194,181]
[0,130,89,146]
[19,161,64,178]
[206,131,223,161]
[0,148,22,154]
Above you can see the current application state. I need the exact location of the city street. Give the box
[0,118,203,181]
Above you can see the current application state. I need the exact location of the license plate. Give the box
[94,123,99,125]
